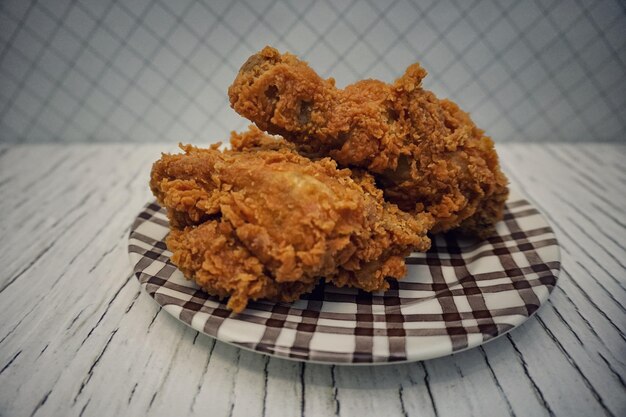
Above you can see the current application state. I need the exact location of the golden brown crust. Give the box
[229,47,509,236]
[167,222,319,313]
[150,127,433,311]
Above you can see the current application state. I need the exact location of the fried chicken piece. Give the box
[228,47,509,236]
[150,127,433,312]
[166,221,319,313]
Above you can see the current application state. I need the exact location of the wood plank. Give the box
[499,146,625,329]
[331,364,410,416]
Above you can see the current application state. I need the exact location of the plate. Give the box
[128,191,560,364]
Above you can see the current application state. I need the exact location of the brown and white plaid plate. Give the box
[128,191,560,364]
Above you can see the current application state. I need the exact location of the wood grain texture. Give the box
[0,143,624,417]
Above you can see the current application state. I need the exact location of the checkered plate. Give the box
[128,190,560,364]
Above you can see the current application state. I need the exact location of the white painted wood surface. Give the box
[0,143,624,417]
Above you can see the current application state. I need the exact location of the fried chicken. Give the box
[228,47,509,236]
[150,127,433,312]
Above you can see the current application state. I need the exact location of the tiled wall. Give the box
[0,0,624,143]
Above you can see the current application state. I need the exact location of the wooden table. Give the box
[0,143,624,417]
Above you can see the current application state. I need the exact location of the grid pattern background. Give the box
[0,0,624,144]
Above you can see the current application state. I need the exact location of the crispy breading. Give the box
[150,128,433,311]
[229,47,509,236]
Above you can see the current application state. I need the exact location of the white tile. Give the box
[103,4,136,39]
[143,3,177,38]
[166,25,199,58]
[184,2,218,36]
